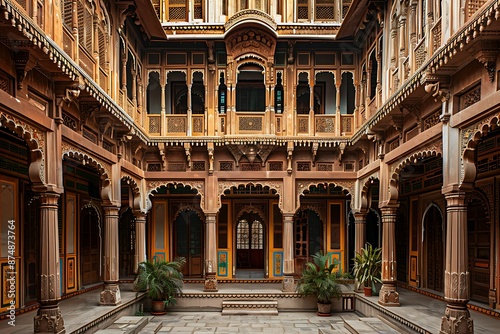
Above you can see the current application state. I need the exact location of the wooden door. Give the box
[174,210,203,277]
[236,214,264,269]
[80,206,101,286]
[425,205,444,292]
[468,199,490,303]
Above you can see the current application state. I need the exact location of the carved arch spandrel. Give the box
[297,203,326,224]
[0,111,45,185]
[234,205,267,225]
[296,181,354,212]
[147,180,205,211]
[121,173,142,211]
[461,114,500,187]
[388,142,442,204]
[217,181,282,212]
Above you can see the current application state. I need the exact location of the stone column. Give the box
[282,213,295,292]
[204,213,218,291]
[440,191,473,334]
[100,206,121,305]
[378,206,400,306]
[353,212,366,291]
[353,212,366,255]
[34,193,65,334]
[133,212,147,273]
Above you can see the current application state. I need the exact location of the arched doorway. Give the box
[294,209,323,276]
[467,197,490,303]
[173,209,204,277]
[423,204,444,292]
[119,208,136,278]
[235,211,265,278]
[80,205,101,286]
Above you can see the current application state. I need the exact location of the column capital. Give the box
[134,211,147,223]
[38,192,61,205]
[103,205,120,216]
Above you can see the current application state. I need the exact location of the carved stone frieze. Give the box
[217,181,283,211]
[147,180,205,211]
[0,110,45,184]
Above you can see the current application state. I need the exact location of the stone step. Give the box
[94,316,151,334]
[343,317,402,334]
[221,299,279,315]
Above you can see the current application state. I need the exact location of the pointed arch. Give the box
[147,180,205,211]
[217,181,282,211]
[296,180,353,212]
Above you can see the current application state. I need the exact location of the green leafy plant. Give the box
[135,257,186,304]
[296,252,341,304]
[352,243,382,293]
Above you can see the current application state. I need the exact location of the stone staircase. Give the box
[343,316,406,334]
[221,299,279,315]
[93,316,155,334]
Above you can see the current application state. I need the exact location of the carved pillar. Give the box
[161,79,166,136]
[100,206,121,306]
[440,191,473,334]
[131,68,137,107]
[378,206,400,306]
[34,193,65,334]
[282,213,295,292]
[133,212,147,273]
[187,84,192,136]
[336,82,342,135]
[204,213,218,291]
[353,212,366,291]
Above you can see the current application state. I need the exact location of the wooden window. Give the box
[194,0,203,20]
[297,0,309,20]
[167,0,187,21]
[77,0,93,53]
[273,204,282,248]
[315,0,335,21]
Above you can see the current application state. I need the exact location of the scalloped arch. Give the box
[360,176,380,212]
[0,112,45,185]
[121,175,140,195]
[234,205,266,225]
[217,181,282,211]
[389,150,442,204]
[62,148,112,201]
[296,181,352,212]
[462,116,500,186]
[173,205,205,223]
[147,181,204,211]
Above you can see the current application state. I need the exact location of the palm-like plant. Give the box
[135,257,186,305]
[296,252,341,304]
[352,243,382,293]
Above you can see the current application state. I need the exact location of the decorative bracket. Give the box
[14,50,36,90]
[207,143,214,175]
[287,142,294,174]
[184,143,192,169]
[474,49,498,82]
[311,142,319,167]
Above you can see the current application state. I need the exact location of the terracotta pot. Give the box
[151,300,166,315]
[364,286,373,297]
[316,302,332,316]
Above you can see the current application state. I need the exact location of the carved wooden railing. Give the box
[340,114,354,135]
[165,114,187,135]
[413,37,427,70]
[236,112,265,134]
[148,115,161,135]
[430,17,442,55]
[192,115,204,135]
[314,114,336,136]
[297,115,309,134]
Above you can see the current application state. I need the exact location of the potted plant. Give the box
[135,257,186,315]
[296,252,341,316]
[352,243,382,296]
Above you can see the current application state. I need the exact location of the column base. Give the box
[100,283,122,306]
[34,305,65,334]
[204,273,218,292]
[440,304,474,334]
[378,283,400,306]
[282,275,295,292]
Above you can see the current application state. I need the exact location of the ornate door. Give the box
[80,205,101,286]
[174,210,203,277]
[236,212,264,269]
[424,205,444,292]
